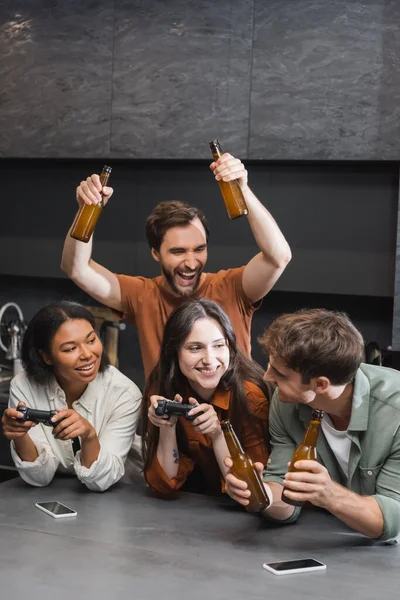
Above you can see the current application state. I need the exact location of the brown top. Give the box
[116,267,260,378]
[144,381,269,497]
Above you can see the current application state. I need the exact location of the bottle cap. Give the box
[311,409,324,419]
[209,139,220,148]
[102,165,112,174]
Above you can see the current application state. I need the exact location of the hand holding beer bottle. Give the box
[221,420,270,512]
[209,140,249,220]
[70,165,112,243]
[282,409,324,507]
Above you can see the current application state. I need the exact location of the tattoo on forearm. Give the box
[173,448,179,464]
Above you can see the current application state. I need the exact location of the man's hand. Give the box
[283,460,338,509]
[76,174,113,208]
[1,402,36,440]
[210,153,248,189]
[284,460,385,538]
[51,409,95,441]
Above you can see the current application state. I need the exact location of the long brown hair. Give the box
[140,298,272,470]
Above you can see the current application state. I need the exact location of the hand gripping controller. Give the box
[155,399,202,422]
[16,406,57,427]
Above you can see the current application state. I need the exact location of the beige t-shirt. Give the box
[116,266,260,378]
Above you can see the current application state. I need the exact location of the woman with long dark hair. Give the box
[2,301,141,491]
[141,298,273,497]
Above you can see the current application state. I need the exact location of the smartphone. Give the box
[35,501,77,519]
[263,558,326,575]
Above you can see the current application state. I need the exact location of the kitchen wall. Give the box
[1,0,400,160]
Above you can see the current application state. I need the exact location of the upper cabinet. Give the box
[1,0,400,160]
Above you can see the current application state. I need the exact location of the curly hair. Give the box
[21,301,109,385]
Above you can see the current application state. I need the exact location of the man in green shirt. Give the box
[225,309,400,542]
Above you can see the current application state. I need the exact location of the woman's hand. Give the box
[188,398,222,440]
[224,456,267,506]
[148,394,183,429]
[1,402,36,440]
[51,409,95,441]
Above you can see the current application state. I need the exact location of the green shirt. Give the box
[263,363,400,542]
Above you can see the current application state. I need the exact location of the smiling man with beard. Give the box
[61,153,292,379]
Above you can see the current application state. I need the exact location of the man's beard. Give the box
[161,265,203,297]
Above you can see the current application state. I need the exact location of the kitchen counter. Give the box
[1,477,398,599]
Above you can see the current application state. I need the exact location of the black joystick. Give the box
[16,406,58,427]
[155,399,203,422]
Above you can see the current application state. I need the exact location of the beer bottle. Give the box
[282,409,324,507]
[70,165,112,243]
[221,420,270,512]
[209,139,248,220]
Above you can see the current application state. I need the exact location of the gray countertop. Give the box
[0,477,399,599]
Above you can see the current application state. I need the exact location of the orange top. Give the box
[116,267,260,378]
[144,381,269,497]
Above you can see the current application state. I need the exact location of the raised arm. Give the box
[61,174,123,312]
[210,154,292,303]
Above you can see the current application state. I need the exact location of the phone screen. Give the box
[36,502,76,515]
[267,559,324,571]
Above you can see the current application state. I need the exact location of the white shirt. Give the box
[9,366,142,492]
[321,413,351,479]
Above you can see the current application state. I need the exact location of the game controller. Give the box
[155,399,202,422]
[16,406,58,427]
